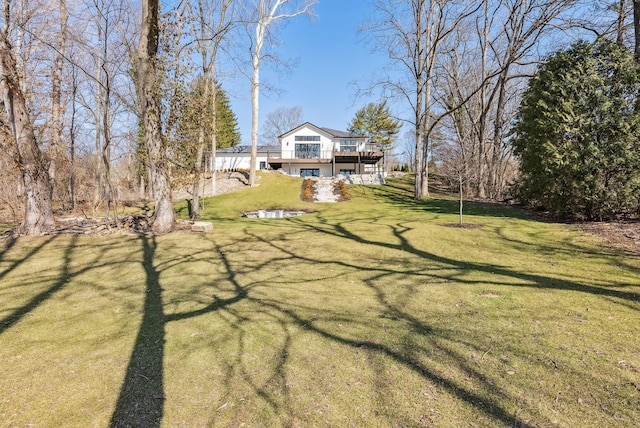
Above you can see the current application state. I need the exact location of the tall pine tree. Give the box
[348,100,400,149]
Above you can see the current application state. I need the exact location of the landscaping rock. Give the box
[191,221,213,233]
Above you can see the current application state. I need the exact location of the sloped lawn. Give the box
[1,173,639,427]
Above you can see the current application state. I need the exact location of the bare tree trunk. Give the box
[618,0,626,45]
[93,11,104,215]
[210,79,218,195]
[49,0,67,185]
[69,65,77,211]
[135,0,174,234]
[634,0,640,61]
[248,0,315,187]
[192,81,209,219]
[0,29,55,235]
[193,0,232,208]
[250,42,260,186]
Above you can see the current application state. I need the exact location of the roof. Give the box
[278,122,365,140]
[320,127,362,139]
[217,145,281,154]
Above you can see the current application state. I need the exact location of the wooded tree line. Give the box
[0,0,314,234]
[2,0,640,234]
[365,0,640,205]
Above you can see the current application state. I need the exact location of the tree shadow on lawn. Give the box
[110,236,165,427]
[0,236,153,337]
[0,235,73,335]
[110,234,265,427]
[252,214,639,421]
[370,177,537,221]
[297,212,640,305]
[9,212,629,426]
[22,208,623,426]
[242,229,544,427]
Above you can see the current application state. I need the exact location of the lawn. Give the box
[1,173,639,427]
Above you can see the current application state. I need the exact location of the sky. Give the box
[229,0,391,145]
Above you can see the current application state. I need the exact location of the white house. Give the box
[214,144,280,171]
[214,122,384,177]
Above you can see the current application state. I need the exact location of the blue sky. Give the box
[229,0,390,145]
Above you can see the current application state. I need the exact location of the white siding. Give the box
[280,125,335,160]
[214,153,270,171]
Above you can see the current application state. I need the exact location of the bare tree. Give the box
[366,0,480,199]
[49,0,67,184]
[260,105,303,143]
[134,0,174,233]
[436,0,576,200]
[190,0,234,217]
[0,3,55,234]
[244,0,315,187]
[617,0,627,44]
[634,0,640,59]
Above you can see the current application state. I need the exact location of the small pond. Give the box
[242,209,308,219]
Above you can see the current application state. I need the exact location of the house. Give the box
[269,122,384,177]
[214,144,280,171]
[214,122,384,178]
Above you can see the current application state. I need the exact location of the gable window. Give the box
[295,143,320,159]
[295,135,320,141]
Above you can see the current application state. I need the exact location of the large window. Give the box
[340,140,357,151]
[295,135,320,141]
[300,168,320,177]
[295,143,320,159]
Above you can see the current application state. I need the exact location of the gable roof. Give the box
[320,127,363,139]
[278,122,365,140]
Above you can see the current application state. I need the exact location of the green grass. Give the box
[1,173,639,427]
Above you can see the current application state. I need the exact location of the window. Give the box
[339,169,355,175]
[300,168,320,177]
[295,135,320,141]
[295,143,320,159]
[259,161,266,170]
[340,140,357,151]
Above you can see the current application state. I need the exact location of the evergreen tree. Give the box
[348,100,400,149]
[513,39,640,220]
[171,80,240,169]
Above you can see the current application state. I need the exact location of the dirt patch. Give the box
[577,221,640,253]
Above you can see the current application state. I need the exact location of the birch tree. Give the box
[245,0,315,187]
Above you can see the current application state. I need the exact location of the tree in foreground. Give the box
[513,39,640,220]
[134,0,175,233]
[0,21,55,235]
